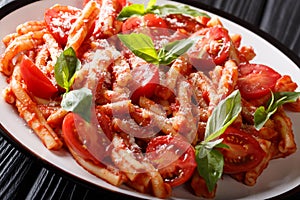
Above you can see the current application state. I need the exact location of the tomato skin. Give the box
[146,135,197,187]
[164,14,205,33]
[219,127,266,174]
[143,13,168,29]
[122,16,142,33]
[237,63,281,100]
[129,63,159,103]
[122,13,168,33]
[189,26,231,70]
[44,5,81,46]
[62,113,108,164]
[20,56,58,99]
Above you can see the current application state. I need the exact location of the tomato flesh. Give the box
[44,5,81,46]
[237,63,281,100]
[219,127,266,174]
[62,113,109,164]
[122,13,168,33]
[20,56,58,99]
[129,63,159,103]
[146,135,197,187]
[188,27,231,72]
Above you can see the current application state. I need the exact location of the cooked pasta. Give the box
[1,0,299,198]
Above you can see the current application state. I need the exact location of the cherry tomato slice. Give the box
[219,127,266,174]
[146,135,197,187]
[122,16,142,33]
[237,63,281,100]
[20,56,58,99]
[62,113,110,164]
[122,13,168,33]
[164,14,205,33]
[44,5,81,46]
[189,26,231,67]
[128,63,159,104]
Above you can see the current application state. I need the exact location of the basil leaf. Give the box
[204,90,242,142]
[117,0,210,21]
[254,106,271,130]
[118,33,198,65]
[194,90,241,191]
[158,37,199,65]
[196,148,224,192]
[117,4,146,21]
[61,88,93,122]
[146,0,157,9]
[273,91,300,106]
[118,33,159,64]
[150,4,210,18]
[254,91,300,130]
[54,47,81,92]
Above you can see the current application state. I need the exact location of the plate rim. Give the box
[0,0,299,199]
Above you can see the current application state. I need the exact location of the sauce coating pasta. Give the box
[0,0,299,198]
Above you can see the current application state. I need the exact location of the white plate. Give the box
[1,0,300,199]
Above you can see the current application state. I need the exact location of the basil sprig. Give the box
[195,90,242,192]
[61,88,93,122]
[54,47,93,122]
[254,91,300,130]
[117,0,210,21]
[54,47,81,92]
[118,33,198,65]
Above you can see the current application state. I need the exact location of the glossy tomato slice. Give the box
[122,16,142,33]
[20,56,58,99]
[164,14,205,33]
[146,135,197,187]
[219,127,266,174]
[189,26,231,67]
[62,113,109,164]
[44,5,81,46]
[122,13,168,33]
[237,63,281,100]
[128,63,159,103]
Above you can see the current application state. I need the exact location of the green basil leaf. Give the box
[253,106,269,130]
[203,138,224,150]
[158,37,199,65]
[204,90,242,142]
[117,0,210,21]
[215,142,229,149]
[118,33,198,65]
[273,91,300,106]
[117,4,146,21]
[118,33,159,64]
[54,47,81,92]
[254,91,300,130]
[149,4,210,18]
[196,148,224,192]
[61,88,93,122]
[146,0,157,9]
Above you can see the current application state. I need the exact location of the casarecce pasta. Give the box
[1,0,299,198]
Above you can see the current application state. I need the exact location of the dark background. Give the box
[0,0,299,199]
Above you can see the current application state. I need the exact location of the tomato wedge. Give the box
[128,63,159,103]
[219,127,266,174]
[189,26,231,67]
[62,113,110,164]
[146,135,197,187]
[122,13,168,33]
[44,5,81,46]
[20,56,58,99]
[164,14,205,33]
[237,63,281,100]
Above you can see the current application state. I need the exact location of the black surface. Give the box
[0,0,299,199]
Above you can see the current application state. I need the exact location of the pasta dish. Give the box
[0,0,299,198]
